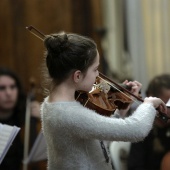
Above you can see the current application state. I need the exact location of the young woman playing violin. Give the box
[40,32,167,170]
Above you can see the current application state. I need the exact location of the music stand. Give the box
[23,131,47,164]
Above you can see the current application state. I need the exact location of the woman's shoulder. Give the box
[41,96,85,113]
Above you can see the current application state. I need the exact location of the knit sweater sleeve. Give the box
[59,102,156,142]
[64,103,156,142]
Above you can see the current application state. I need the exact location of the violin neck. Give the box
[110,84,131,92]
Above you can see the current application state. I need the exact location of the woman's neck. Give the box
[48,82,76,102]
[0,109,13,120]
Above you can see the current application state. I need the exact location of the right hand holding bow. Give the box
[144,97,167,114]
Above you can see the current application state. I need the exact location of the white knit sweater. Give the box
[41,97,156,170]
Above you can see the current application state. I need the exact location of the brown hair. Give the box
[43,32,97,88]
[146,74,170,97]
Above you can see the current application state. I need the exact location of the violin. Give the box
[75,75,133,117]
[76,72,170,124]
[26,25,170,123]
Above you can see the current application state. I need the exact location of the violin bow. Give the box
[26,25,45,40]
[26,25,170,123]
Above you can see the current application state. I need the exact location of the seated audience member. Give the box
[128,74,170,170]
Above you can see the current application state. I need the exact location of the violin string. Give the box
[98,76,141,105]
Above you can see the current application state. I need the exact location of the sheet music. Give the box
[166,98,170,107]
[0,123,20,164]
[23,131,47,164]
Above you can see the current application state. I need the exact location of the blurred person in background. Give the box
[0,67,41,170]
[0,67,26,170]
[128,74,170,170]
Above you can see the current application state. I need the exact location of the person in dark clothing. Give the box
[0,67,26,170]
[128,74,170,170]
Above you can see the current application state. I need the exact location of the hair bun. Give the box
[44,32,69,54]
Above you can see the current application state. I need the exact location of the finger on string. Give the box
[122,80,128,84]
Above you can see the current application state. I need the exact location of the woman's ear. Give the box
[73,70,82,83]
